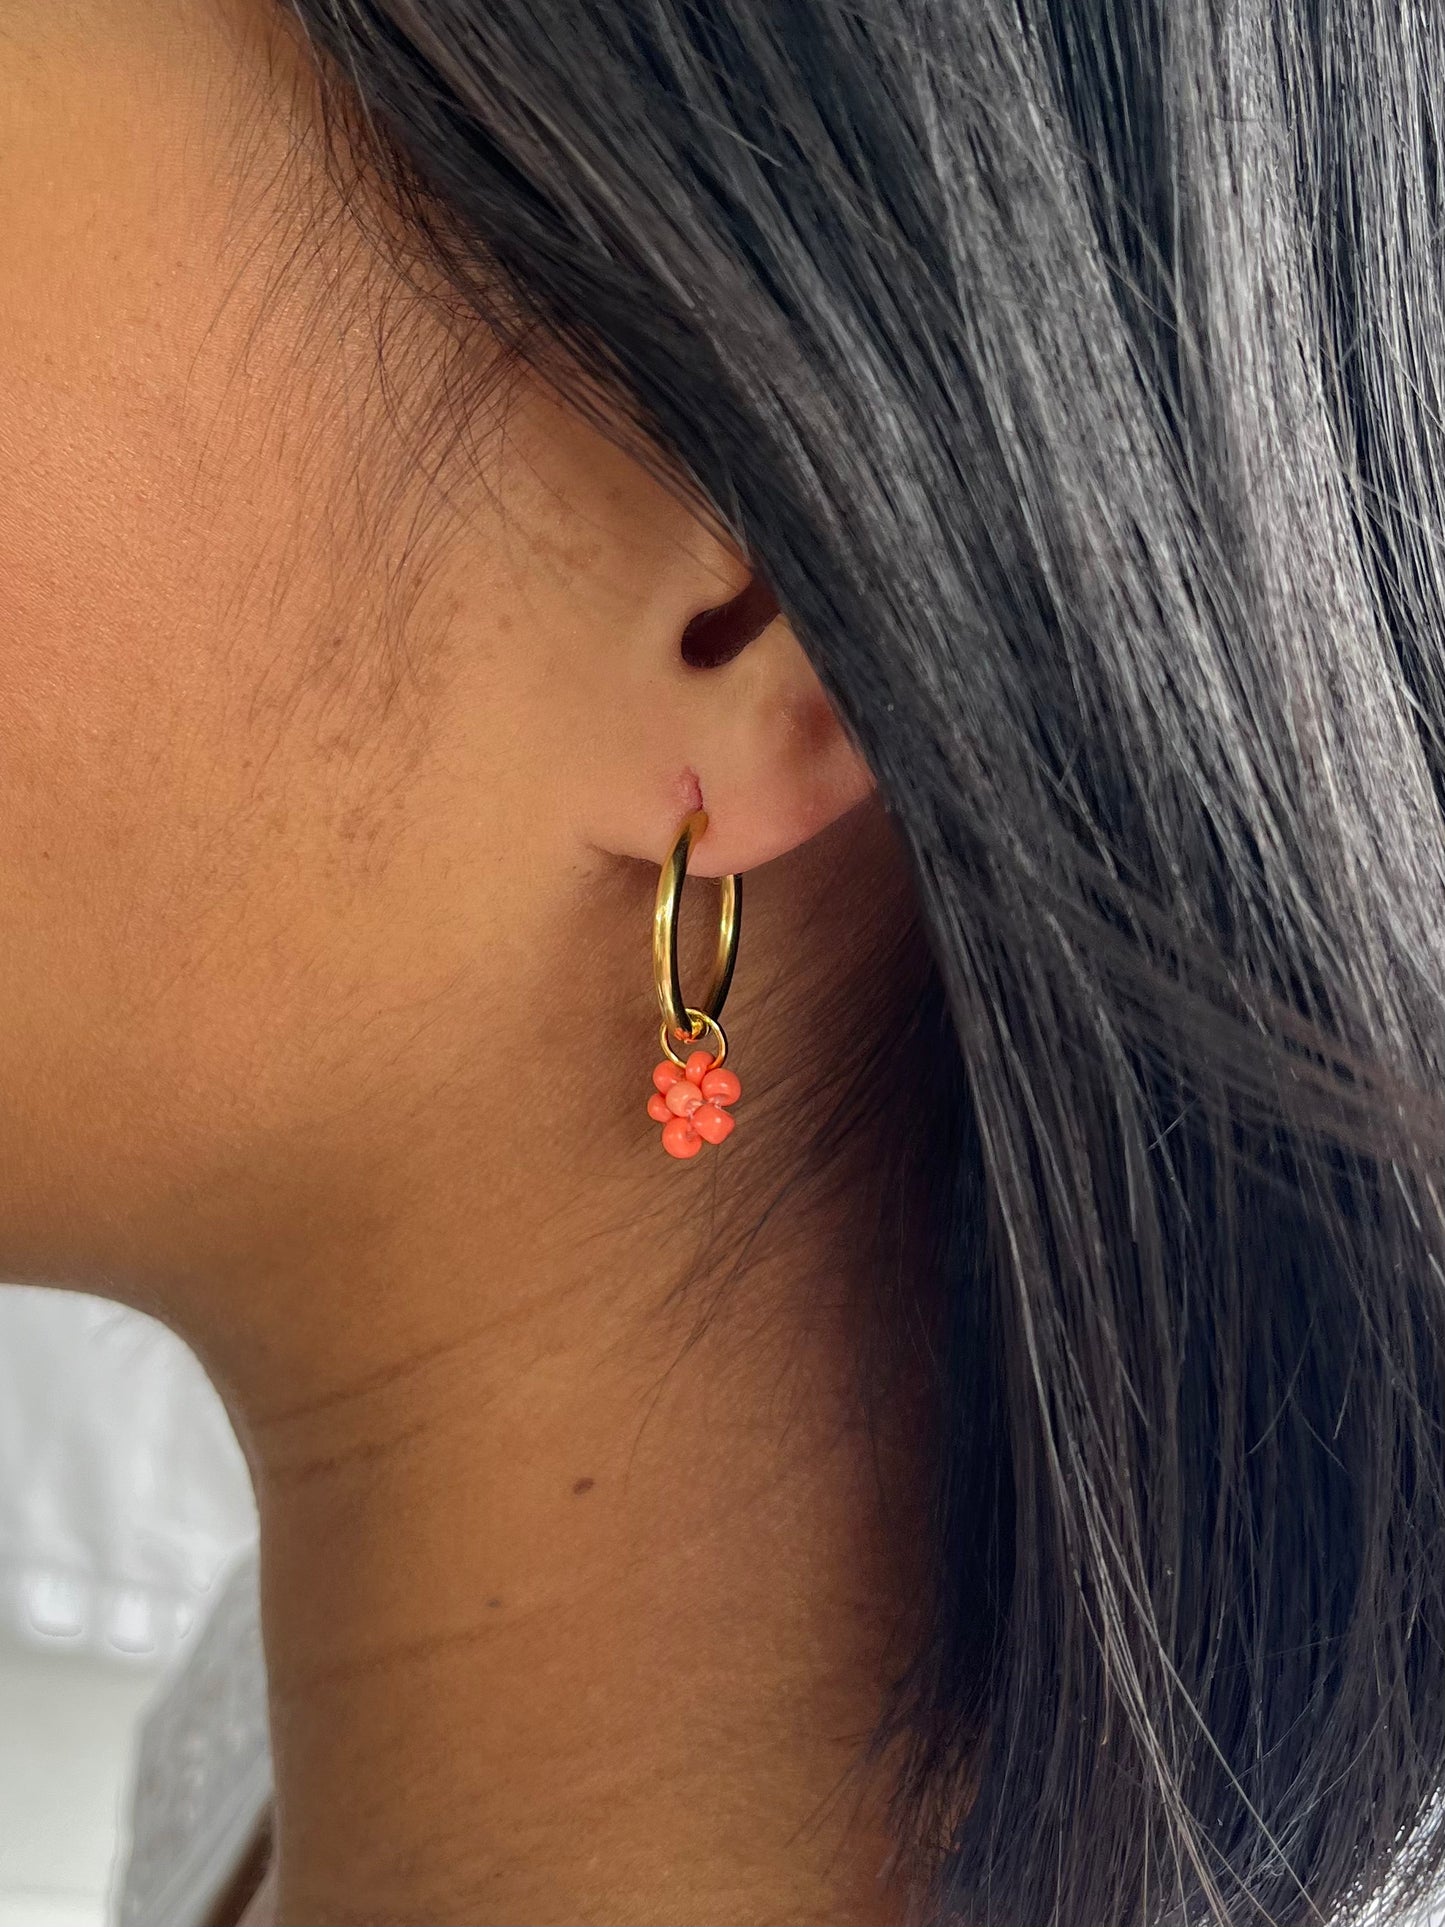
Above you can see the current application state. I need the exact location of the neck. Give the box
[251,1234,913,1923]
[199,813,926,1926]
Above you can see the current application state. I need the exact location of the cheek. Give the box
[0,269,554,1293]
[0,10,485,1274]
[0,8,615,1295]
[0,391,229,922]
[0,390,354,1257]
[0,408,483,1287]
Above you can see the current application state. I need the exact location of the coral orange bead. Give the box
[661,1116,703,1158]
[647,1092,672,1123]
[684,1049,714,1085]
[652,1061,684,1093]
[700,1067,741,1107]
[692,1102,735,1144]
[665,1079,703,1117]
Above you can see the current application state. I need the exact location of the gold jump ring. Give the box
[657,1010,729,1072]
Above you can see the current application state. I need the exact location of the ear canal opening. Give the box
[680,575,780,669]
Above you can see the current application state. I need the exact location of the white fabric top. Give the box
[114,1548,272,1927]
[0,1289,257,1666]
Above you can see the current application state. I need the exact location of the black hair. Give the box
[279,3,1445,1922]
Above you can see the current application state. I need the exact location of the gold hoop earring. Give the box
[645,808,744,1160]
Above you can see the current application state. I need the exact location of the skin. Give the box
[0,3,926,1922]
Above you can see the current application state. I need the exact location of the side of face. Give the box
[0,0,876,1310]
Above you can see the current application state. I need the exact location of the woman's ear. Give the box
[643,570,870,874]
[587,564,877,876]
[578,552,876,878]
[488,376,873,877]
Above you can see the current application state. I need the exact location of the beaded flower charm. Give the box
[647,1049,743,1159]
